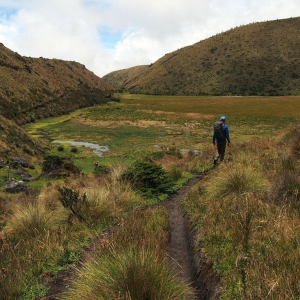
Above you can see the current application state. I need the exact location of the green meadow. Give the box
[24,94,300,174]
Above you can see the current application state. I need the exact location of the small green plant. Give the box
[169,165,184,181]
[70,146,78,153]
[57,145,64,151]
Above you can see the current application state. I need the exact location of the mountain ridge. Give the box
[103,17,300,96]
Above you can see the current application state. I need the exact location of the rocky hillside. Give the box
[103,17,300,96]
[0,44,115,160]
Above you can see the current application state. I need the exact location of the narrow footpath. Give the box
[43,175,206,300]
[163,176,204,300]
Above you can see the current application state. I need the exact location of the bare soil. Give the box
[163,176,207,300]
[42,175,212,300]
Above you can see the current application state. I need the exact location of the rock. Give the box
[4,178,30,193]
[13,170,35,181]
[0,160,5,168]
[11,157,29,168]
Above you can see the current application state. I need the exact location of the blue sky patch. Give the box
[0,7,18,21]
[82,0,111,10]
[98,28,123,49]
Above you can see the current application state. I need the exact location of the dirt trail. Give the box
[43,175,206,300]
[163,176,204,299]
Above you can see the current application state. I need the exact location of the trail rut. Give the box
[43,175,207,300]
[163,176,204,299]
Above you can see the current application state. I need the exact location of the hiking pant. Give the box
[215,142,227,162]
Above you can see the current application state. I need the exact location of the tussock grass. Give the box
[65,207,194,300]
[207,163,269,197]
[289,128,300,159]
[4,199,66,238]
[66,246,191,300]
[0,164,148,299]
[81,181,141,226]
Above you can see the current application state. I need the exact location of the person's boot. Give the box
[213,157,218,166]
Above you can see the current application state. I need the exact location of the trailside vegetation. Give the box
[183,124,300,299]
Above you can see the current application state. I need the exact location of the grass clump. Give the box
[207,163,269,197]
[66,246,190,300]
[65,206,194,300]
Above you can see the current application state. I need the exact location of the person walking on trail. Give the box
[213,116,231,165]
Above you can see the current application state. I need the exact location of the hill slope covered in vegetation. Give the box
[0,43,115,160]
[103,17,300,96]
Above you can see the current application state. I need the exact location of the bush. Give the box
[42,155,81,178]
[57,186,87,222]
[57,145,64,152]
[123,160,175,198]
[93,164,110,177]
[70,147,78,153]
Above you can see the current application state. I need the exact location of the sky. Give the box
[0,0,299,77]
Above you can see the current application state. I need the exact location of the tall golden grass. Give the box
[0,165,147,299]
[183,124,300,298]
[64,207,194,300]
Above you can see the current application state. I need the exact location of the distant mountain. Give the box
[0,44,115,160]
[103,17,300,96]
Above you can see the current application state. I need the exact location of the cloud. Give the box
[0,0,299,77]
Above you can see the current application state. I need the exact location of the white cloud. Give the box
[0,0,299,77]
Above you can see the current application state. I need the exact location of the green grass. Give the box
[24,95,300,173]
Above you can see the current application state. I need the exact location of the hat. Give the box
[220,116,226,121]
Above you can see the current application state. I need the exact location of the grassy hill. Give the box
[0,43,115,160]
[0,43,115,124]
[102,65,149,91]
[103,17,300,96]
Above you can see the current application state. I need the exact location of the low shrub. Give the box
[57,145,64,152]
[122,160,176,199]
[42,155,81,178]
[70,146,78,153]
[57,186,88,222]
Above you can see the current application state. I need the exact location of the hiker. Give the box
[213,116,230,165]
[94,161,99,168]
